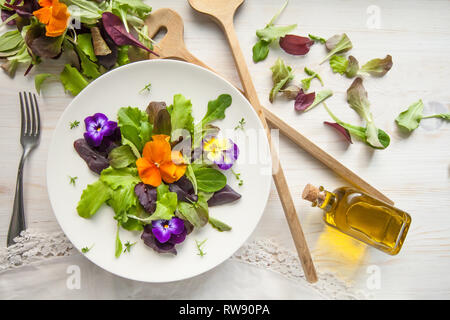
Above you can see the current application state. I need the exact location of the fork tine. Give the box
[32,93,41,136]
[23,91,31,136]
[19,92,25,136]
[28,92,37,136]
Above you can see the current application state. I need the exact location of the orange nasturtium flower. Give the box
[136,135,187,187]
[33,0,70,37]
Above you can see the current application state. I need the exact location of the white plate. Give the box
[47,60,272,283]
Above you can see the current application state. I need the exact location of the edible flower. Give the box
[136,135,186,187]
[203,136,239,170]
[151,217,185,243]
[83,113,118,147]
[33,0,70,37]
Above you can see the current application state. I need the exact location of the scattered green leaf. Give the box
[123,241,137,253]
[34,73,53,94]
[304,89,333,112]
[320,34,352,64]
[234,118,246,131]
[308,34,326,44]
[347,77,385,148]
[195,239,207,257]
[69,176,78,186]
[301,67,323,91]
[329,55,348,74]
[358,55,393,77]
[60,64,89,96]
[139,82,152,93]
[81,244,94,253]
[209,216,232,232]
[395,99,450,132]
[270,58,294,102]
[69,120,80,129]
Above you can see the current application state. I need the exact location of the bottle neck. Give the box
[317,190,337,212]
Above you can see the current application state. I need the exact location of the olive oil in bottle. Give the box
[302,184,411,255]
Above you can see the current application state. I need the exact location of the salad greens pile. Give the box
[0,0,157,95]
[74,93,242,256]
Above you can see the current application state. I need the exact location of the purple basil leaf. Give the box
[73,138,109,174]
[207,184,241,207]
[101,12,158,57]
[4,0,39,18]
[169,176,198,203]
[134,182,157,214]
[294,89,315,111]
[1,9,16,25]
[324,122,353,144]
[279,35,314,56]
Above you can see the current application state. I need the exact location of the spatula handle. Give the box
[221,20,318,283]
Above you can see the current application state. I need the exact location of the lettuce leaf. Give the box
[347,78,384,148]
[34,73,53,94]
[256,24,297,43]
[100,166,141,190]
[77,180,112,218]
[60,64,89,96]
[329,55,348,74]
[270,58,294,102]
[169,94,194,140]
[108,145,136,169]
[77,33,97,62]
[320,34,352,64]
[117,106,153,153]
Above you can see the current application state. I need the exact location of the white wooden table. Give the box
[0,0,449,299]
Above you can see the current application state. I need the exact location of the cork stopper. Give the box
[302,184,326,203]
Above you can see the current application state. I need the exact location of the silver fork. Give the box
[7,92,41,247]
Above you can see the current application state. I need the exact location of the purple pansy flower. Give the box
[203,136,239,170]
[83,113,118,147]
[141,220,193,255]
[151,217,185,243]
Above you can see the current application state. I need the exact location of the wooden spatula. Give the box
[144,8,393,207]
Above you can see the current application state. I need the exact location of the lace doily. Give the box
[232,239,371,299]
[0,230,369,299]
[0,230,74,271]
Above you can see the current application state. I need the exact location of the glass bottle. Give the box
[302,184,411,255]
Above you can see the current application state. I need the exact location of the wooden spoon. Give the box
[187,0,318,283]
[145,9,393,207]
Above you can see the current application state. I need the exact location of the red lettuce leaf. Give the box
[134,182,157,214]
[279,35,314,55]
[1,9,16,25]
[324,122,353,144]
[294,89,315,111]
[73,139,110,174]
[4,0,39,18]
[101,12,158,57]
[207,184,241,207]
[169,176,198,203]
